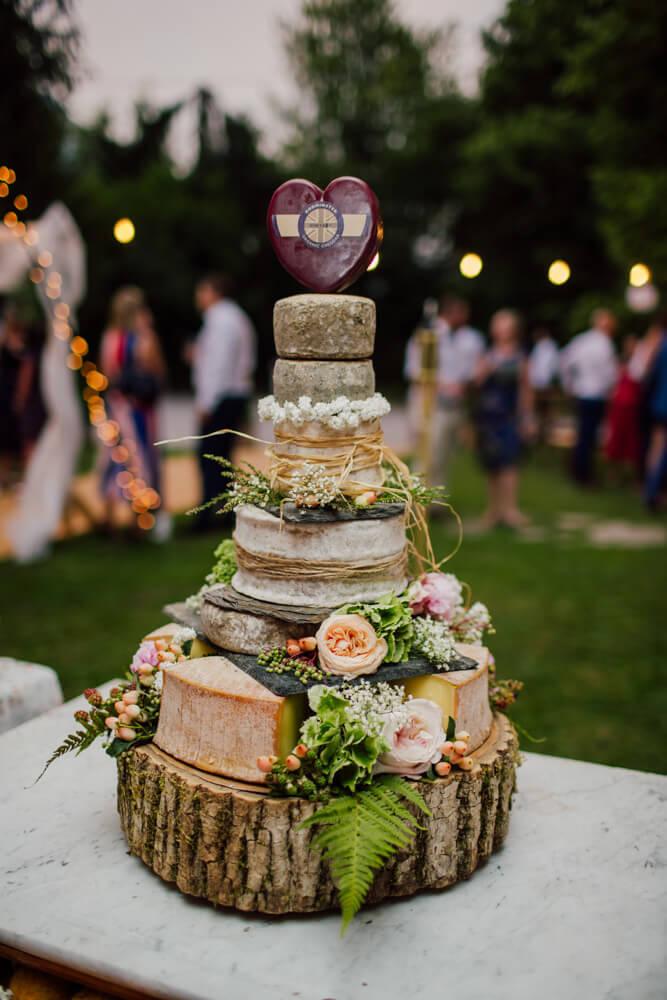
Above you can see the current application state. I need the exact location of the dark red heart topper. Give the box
[267,177,382,293]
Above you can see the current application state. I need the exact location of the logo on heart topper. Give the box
[267,177,382,293]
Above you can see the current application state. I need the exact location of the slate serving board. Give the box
[203,584,332,624]
[164,601,478,698]
[264,502,405,523]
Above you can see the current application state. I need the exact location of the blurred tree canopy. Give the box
[1,0,665,386]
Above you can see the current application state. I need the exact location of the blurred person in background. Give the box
[643,313,667,511]
[404,294,484,488]
[191,273,256,529]
[0,292,47,485]
[99,286,167,535]
[605,322,662,480]
[528,324,560,444]
[560,308,618,486]
[0,303,24,486]
[474,309,535,529]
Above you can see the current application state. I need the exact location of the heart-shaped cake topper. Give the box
[267,177,382,293]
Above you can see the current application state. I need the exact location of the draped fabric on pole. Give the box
[0,203,86,562]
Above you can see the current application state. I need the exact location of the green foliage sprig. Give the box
[301,775,430,933]
[189,456,282,517]
[37,680,159,782]
[337,592,415,663]
[266,686,391,797]
[377,467,449,508]
[210,538,237,584]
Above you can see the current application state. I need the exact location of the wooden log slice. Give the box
[117,714,518,916]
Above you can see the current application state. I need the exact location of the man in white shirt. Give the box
[192,273,256,523]
[560,308,618,484]
[528,325,560,443]
[404,295,484,487]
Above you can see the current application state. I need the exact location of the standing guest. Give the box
[99,287,167,534]
[191,273,256,527]
[0,306,24,487]
[560,308,618,485]
[0,298,46,482]
[643,317,667,510]
[528,324,560,443]
[604,327,662,478]
[474,309,535,528]
[404,294,484,487]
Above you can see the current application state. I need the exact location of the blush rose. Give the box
[374,698,445,778]
[316,613,387,679]
[408,572,463,621]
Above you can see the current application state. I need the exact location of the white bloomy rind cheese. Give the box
[401,644,493,752]
[232,503,408,608]
[154,656,306,784]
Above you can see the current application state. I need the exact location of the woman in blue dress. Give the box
[474,309,535,528]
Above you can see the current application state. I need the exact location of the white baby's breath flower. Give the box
[412,616,455,669]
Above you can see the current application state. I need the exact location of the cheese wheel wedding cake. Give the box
[51,177,521,929]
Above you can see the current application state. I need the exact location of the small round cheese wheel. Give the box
[272,359,375,404]
[274,294,375,359]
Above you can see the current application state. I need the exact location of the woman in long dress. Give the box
[474,309,535,528]
[99,286,166,532]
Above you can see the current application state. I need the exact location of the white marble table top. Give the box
[1,690,665,1000]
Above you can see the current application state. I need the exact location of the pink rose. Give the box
[374,699,445,778]
[316,614,387,679]
[408,572,463,621]
[130,641,160,674]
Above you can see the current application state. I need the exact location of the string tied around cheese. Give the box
[155,425,462,576]
[234,539,409,583]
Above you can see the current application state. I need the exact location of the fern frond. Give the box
[302,777,430,932]
[34,725,102,784]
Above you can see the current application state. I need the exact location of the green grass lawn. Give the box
[1,447,665,773]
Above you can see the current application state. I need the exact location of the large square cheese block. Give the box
[400,644,493,752]
[154,656,306,784]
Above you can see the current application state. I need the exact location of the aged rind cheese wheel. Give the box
[199,602,313,655]
[232,503,408,608]
[274,294,375,359]
[154,656,306,783]
[272,359,375,404]
[400,644,493,751]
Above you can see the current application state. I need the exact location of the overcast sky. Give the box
[67,0,503,163]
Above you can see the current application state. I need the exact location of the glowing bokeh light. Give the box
[629,263,651,288]
[113,217,136,244]
[548,259,571,285]
[459,253,483,278]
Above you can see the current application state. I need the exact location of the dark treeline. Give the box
[2,0,666,388]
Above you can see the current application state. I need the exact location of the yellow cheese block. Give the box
[143,622,215,659]
[154,656,306,783]
[400,644,493,751]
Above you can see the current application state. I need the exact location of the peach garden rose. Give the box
[316,614,388,679]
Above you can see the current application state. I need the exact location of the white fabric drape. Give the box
[0,203,86,562]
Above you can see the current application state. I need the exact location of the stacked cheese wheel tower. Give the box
[150,293,494,783]
[118,290,516,917]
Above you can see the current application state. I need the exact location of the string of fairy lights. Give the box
[0,166,161,531]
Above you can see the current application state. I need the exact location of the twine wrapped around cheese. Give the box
[156,425,462,575]
[234,539,408,582]
[268,424,385,496]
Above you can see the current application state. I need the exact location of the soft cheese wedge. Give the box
[400,644,493,752]
[154,656,306,783]
[143,622,215,660]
